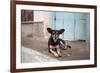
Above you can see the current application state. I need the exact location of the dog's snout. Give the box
[53,34,58,42]
[55,35,58,39]
[55,36,56,39]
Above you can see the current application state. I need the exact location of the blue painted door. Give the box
[50,11,90,41]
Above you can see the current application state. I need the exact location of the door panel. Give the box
[63,12,75,40]
[75,13,88,41]
[49,12,55,29]
[55,12,75,40]
[63,19,75,40]
[75,19,86,40]
[55,12,64,29]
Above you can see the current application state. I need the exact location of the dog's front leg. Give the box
[57,48,61,57]
[56,45,62,57]
[60,41,66,50]
[50,49,59,57]
[49,46,59,57]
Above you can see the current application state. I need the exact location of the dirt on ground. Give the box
[21,35,90,63]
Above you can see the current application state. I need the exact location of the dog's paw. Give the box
[60,45,66,50]
[54,53,59,57]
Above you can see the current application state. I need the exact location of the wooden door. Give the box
[50,11,90,41]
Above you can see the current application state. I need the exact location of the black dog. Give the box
[47,28,71,57]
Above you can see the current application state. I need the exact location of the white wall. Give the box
[34,11,44,22]
[0,0,100,73]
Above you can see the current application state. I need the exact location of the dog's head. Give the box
[47,28,65,42]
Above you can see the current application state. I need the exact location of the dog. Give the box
[47,27,71,57]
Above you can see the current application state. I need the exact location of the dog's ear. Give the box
[47,28,52,34]
[58,29,65,34]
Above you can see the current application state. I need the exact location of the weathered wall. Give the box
[33,11,50,38]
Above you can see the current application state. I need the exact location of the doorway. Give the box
[50,11,90,42]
